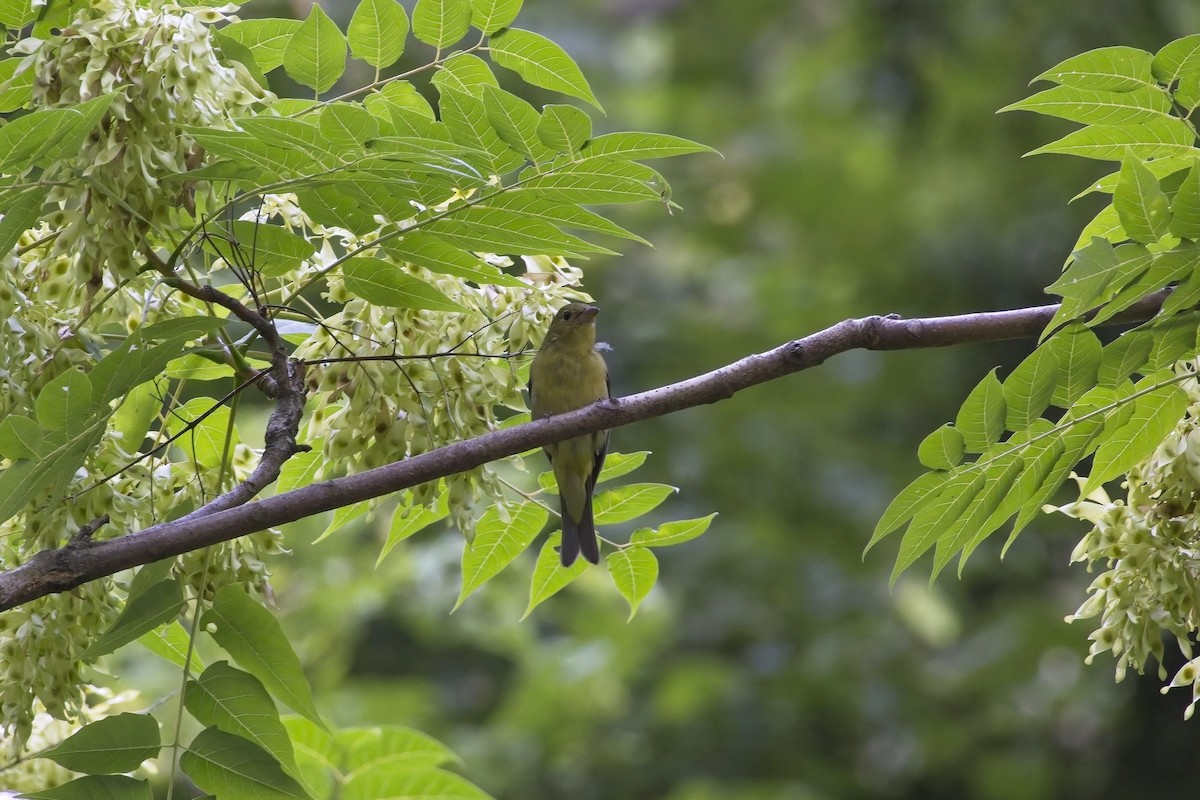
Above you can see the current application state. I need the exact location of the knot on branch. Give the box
[860,313,913,350]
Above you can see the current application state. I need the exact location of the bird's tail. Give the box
[560,495,599,567]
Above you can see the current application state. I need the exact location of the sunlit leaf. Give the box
[283,4,347,93]
[489,27,602,110]
[202,586,325,728]
[607,546,658,620]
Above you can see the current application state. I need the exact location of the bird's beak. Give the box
[581,305,599,319]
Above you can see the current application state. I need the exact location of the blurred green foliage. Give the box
[240,1,1200,797]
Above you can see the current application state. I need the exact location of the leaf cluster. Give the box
[875,38,1200,582]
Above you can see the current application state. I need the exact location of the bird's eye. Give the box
[561,310,572,320]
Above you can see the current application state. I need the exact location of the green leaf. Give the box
[917,424,965,470]
[1048,239,1152,326]
[1153,35,1200,84]
[1047,237,1121,304]
[1047,324,1102,406]
[319,102,379,148]
[88,325,224,406]
[585,131,718,160]
[1026,118,1197,161]
[1176,70,1200,112]
[372,80,436,119]
[484,192,650,244]
[35,366,93,432]
[470,0,521,33]
[341,768,489,800]
[437,86,524,174]
[1001,85,1172,126]
[0,0,36,28]
[1085,381,1189,493]
[1114,154,1172,242]
[1147,314,1200,368]
[0,57,39,113]
[593,482,677,524]
[431,52,499,98]
[202,586,325,728]
[0,414,41,460]
[1090,243,1197,325]
[0,185,46,256]
[607,546,658,620]
[42,713,160,774]
[427,206,609,256]
[518,157,662,204]
[164,398,238,468]
[343,256,466,311]
[185,662,299,779]
[386,232,523,285]
[1160,244,1200,316]
[932,455,1023,579]
[182,727,313,800]
[629,513,717,548]
[277,449,321,494]
[348,0,409,69]
[454,501,548,610]
[214,29,268,89]
[137,621,204,673]
[238,117,342,167]
[20,775,152,800]
[165,354,268,382]
[283,4,347,94]
[0,98,112,173]
[334,726,459,774]
[1098,330,1153,386]
[82,579,184,659]
[890,469,986,585]
[377,492,448,565]
[1069,202,1124,251]
[1072,157,1193,200]
[412,0,471,48]
[220,19,303,72]
[1003,346,1059,430]
[964,421,1061,566]
[598,451,651,483]
[1033,46,1155,91]
[482,85,555,161]
[522,532,587,619]
[536,104,591,154]
[1007,416,1106,544]
[205,221,317,279]
[489,27,602,110]
[282,718,336,797]
[955,369,1006,452]
[0,424,101,528]
[1170,159,1200,240]
[314,500,369,544]
[113,379,162,452]
[185,126,308,176]
[866,470,948,552]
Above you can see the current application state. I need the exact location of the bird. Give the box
[529,302,610,566]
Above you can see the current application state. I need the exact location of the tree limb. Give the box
[0,290,1171,611]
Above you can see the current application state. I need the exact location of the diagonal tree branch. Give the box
[0,290,1172,611]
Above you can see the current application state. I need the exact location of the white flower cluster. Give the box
[21,0,268,281]
[1049,363,1200,717]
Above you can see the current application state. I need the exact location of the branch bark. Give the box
[0,290,1170,611]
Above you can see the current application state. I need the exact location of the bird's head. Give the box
[542,303,600,347]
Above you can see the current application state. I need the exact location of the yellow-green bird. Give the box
[529,302,610,566]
